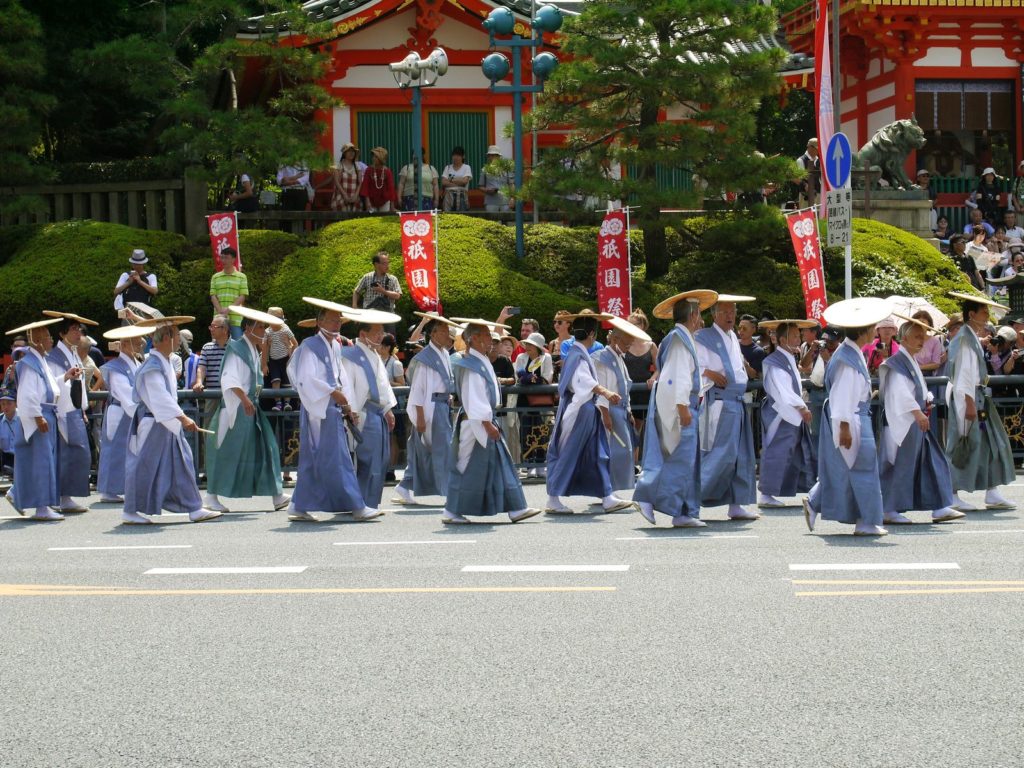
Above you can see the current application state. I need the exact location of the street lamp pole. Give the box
[481,5,562,259]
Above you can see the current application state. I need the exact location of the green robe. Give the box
[206,337,283,498]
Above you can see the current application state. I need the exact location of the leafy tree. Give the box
[527,0,799,278]
[0,0,55,216]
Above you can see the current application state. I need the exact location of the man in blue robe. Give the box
[442,320,540,525]
[96,326,147,503]
[635,290,718,528]
[122,317,221,525]
[695,295,759,521]
[545,309,633,514]
[287,299,378,522]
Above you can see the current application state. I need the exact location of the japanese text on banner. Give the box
[786,210,828,325]
[400,212,441,312]
[597,210,631,322]
[207,212,241,271]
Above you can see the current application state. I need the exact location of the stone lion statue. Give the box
[852,118,927,190]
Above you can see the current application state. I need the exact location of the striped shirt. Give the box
[267,324,296,360]
[198,342,226,389]
[355,271,400,310]
[210,270,249,326]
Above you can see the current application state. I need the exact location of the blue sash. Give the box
[340,344,390,506]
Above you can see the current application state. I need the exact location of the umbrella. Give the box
[885,296,949,328]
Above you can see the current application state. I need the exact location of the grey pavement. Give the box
[2,476,1023,767]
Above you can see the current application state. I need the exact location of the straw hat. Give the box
[714,294,756,303]
[296,318,320,329]
[229,306,285,328]
[652,289,719,320]
[450,317,512,330]
[561,308,615,322]
[303,296,351,315]
[948,291,1006,313]
[6,317,62,336]
[135,315,195,328]
[370,146,388,164]
[344,306,402,325]
[42,310,98,327]
[757,318,819,331]
[103,325,155,340]
[821,297,892,328]
[607,315,651,342]
[521,332,547,351]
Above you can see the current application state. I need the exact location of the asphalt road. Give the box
[2,477,1023,768]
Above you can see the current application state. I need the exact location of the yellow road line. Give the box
[797,587,1024,597]
[792,580,1024,586]
[0,584,617,598]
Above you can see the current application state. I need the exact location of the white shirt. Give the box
[16,347,61,441]
[341,340,398,419]
[881,347,929,464]
[132,351,184,456]
[442,164,473,190]
[830,339,871,468]
[696,323,747,448]
[654,325,697,455]
[458,348,499,459]
[763,351,807,447]
[113,272,158,310]
[289,333,352,448]
[104,352,140,441]
[948,327,981,436]
[407,343,452,442]
[558,342,599,449]
[216,336,259,446]
[594,347,628,410]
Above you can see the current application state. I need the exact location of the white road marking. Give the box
[615,535,758,541]
[49,545,193,552]
[462,565,629,573]
[333,540,477,546]
[789,562,960,572]
[144,566,307,575]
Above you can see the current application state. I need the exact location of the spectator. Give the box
[963,207,995,238]
[479,145,513,212]
[378,332,405,481]
[988,326,1019,377]
[441,146,472,212]
[623,309,658,446]
[0,388,16,480]
[264,306,298,412]
[113,249,158,314]
[397,149,440,212]
[968,167,1002,224]
[227,167,259,213]
[796,138,820,208]
[934,215,951,253]
[797,324,821,374]
[352,251,402,314]
[1004,249,1024,278]
[329,143,364,212]
[359,147,396,213]
[548,309,573,370]
[1004,210,1024,241]
[1010,159,1024,213]
[862,316,899,375]
[558,315,604,358]
[2,343,26,390]
[737,314,766,378]
[950,233,985,290]
[209,248,249,340]
[915,169,938,230]
[514,332,554,476]
[179,329,201,388]
[277,163,312,210]
[194,315,230,428]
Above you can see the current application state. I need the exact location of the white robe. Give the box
[830,339,871,469]
[131,351,182,454]
[18,348,61,441]
[763,351,806,448]
[407,342,452,447]
[558,341,599,450]
[289,334,353,448]
[696,323,748,449]
[655,324,698,455]
[881,347,930,465]
[216,336,260,448]
[104,353,140,442]
[457,347,500,472]
[342,340,398,421]
[48,340,87,443]
[947,333,979,438]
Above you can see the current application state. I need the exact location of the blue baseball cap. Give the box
[0,388,15,401]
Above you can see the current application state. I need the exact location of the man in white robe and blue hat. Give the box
[4,317,64,520]
[593,317,651,494]
[394,312,459,506]
[96,325,148,503]
[878,314,963,524]
[287,298,379,522]
[944,292,1016,512]
[802,297,891,536]
[44,311,99,514]
[442,320,540,525]
[545,309,634,515]
[122,316,221,525]
[339,307,401,512]
[756,319,817,508]
[695,295,759,521]
[635,290,718,528]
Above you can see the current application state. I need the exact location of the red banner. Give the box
[786,209,828,325]
[207,212,241,271]
[400,212,441,312]
[596,209,631,322]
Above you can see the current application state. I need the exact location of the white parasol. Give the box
[885,295,949,329]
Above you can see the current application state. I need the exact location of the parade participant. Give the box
[339,307,401,511]
[756,319,817,508]
[634,290,718,528]
[394,311,460,505]
[945,292,1016,511]
[545,309,634,514]
[442,319,540,524]
[695,295,759,520]
[4,318,63,520]
[203,307,291,514]
[95,325,149,503]
[43,311,100,514]
[122,316,220,525]
[593,317,651,494]
[286,298,376,522]
[878,315,963,524]
[802,297,891,536]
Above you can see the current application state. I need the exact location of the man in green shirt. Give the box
[210,248,248,340]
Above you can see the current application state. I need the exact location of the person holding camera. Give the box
[352,251,402,321]
[441,146,472,212]
[113,249,158,313]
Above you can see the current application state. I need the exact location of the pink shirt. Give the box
[914,335,944,369]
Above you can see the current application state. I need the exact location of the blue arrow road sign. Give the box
[825,132,852,189]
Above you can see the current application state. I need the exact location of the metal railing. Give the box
[83,375,1024,482]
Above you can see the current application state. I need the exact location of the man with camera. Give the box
[113,249,158,314]
[353,252,402,313]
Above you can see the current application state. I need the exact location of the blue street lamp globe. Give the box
[482,7,515,36]
[532,52,559,80]
[481,52,511,82]
[531,5,563,33]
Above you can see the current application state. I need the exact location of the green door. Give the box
[355,111,413,182]
[428,112,489,188]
